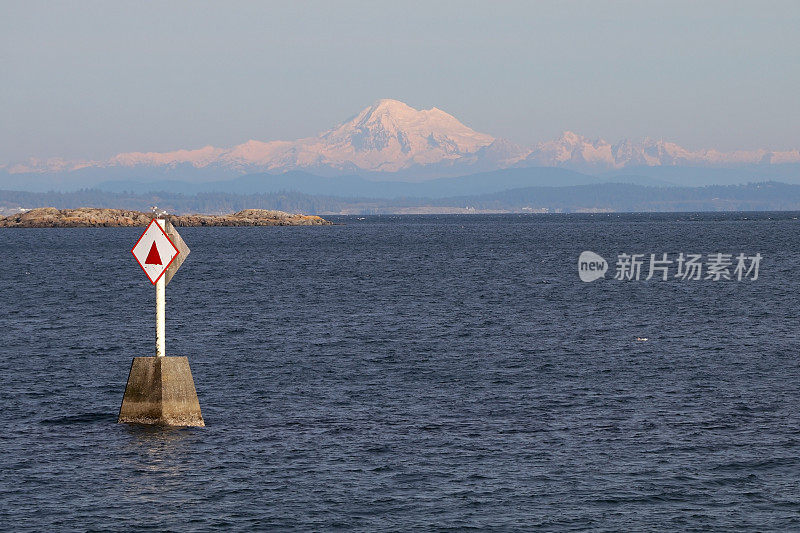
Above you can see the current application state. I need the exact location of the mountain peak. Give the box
[356,99,475,129]
[558,131,585,144]
[315,99,496,170]
[353,99,421,128]
[370,98,415,112]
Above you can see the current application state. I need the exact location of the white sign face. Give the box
[131,219,180,285]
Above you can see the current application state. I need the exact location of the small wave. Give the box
[41,412,115,425]
[712,456,799,471]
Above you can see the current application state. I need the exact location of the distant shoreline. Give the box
[4,181,800,215]
[0,208,332,228]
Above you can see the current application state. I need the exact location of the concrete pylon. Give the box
[118,356,204,427]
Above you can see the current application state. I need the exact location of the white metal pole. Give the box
[155,219,166,357]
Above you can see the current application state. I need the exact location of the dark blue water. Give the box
[2,213,800,531]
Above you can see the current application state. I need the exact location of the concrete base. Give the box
[118,356,204,427]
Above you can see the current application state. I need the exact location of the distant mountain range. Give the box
[3,99,800,194]
[3,182,800,216]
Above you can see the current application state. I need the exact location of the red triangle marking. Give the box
[145,241,162,265]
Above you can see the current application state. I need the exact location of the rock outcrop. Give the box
[0,208,331,227]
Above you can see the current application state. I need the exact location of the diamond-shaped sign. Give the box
[132,219,180,285]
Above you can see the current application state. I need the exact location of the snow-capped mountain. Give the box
[4,99,799,178]
[525,131,800,173]
[6,99,505,176]
[314,99,496,171]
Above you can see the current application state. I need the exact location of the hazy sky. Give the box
[2,0,799,162]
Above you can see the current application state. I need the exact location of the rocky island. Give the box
[0,208,332,228]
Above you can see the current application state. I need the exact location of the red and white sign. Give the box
[131,219,180,285]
